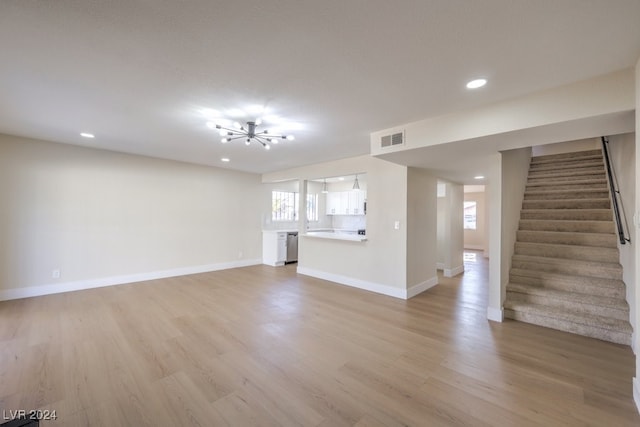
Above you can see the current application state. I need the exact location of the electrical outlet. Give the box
[52,269,61,279]
[394,220,400,230]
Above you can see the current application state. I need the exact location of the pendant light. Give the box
[322,179,329,193]
[353,174,360,191]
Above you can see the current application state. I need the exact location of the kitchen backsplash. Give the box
[262,213,364,231]
[332,215,366,230]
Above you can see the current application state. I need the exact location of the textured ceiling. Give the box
[1,1,639,174]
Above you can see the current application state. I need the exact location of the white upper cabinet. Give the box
[326,191,366,215]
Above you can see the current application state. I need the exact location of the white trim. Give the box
[444,265,464,278]
[407,276,438,298]
[487,306,504,322]
[297,266,408,299]
[0,259,262,301]
[634,377,640,415]
[436,262,445,270]
[464,245,484,250]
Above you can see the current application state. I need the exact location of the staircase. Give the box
[504,149,632,346]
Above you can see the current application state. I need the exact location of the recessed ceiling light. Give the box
[338,177,345,181]
[80,132,95,138]
[474,175,485,180]
[466,79,487,89]
[221,158,230,162]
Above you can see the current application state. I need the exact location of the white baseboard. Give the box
[464,245,484,250]
[634,377,640,415]
[444,265,464,278]
[297,266,425,300]
[436,262,445,270]
[487,306,504,322]
[0,258,262,301]
[407,276,438,298]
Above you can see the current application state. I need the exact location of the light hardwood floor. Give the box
[1,252,638,426]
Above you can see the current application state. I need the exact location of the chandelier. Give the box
[213,119,294,150]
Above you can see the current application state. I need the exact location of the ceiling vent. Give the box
[380,131,404,148]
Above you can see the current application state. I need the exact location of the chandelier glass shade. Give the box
[213,120,294,150]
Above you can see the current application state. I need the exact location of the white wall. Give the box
[437,189,446,266]
[464,190,486,251]
[263,155,411,298]
[500,147,532,310]
[407,168,438,290]
[487,154,503,321]
[0,134,263,300]
[436,181,464,277]
[487,147,531,321]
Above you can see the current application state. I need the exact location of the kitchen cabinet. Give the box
[325,191,367,215]
[262,231,288,266]
[347,191,364,215]
[326,192,340,215]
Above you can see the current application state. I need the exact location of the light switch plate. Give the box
[394,220,400,230]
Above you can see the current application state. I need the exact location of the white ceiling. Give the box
[1,1,639,175]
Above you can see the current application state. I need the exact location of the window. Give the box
[272,191,319,222]
[272,191,299,222]
[464,201,477,230]
[306,193,318,222]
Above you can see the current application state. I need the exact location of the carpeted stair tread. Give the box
[527,174,606,184]
[530,153,603,167]
[504,301,631,331]
[528,160,604,172]
[526,177,607,185]
[529,165,605,178]
[509,268,625,291]
[511,254,621,269]
[504,304,631,345]
[525,181,607,192]
[520,209,613,221]
[514,241,619,263]
[529,150,603,163]
[506,294,628,322]
[524,188,610,200]
[518,219,615,233]
[527,171,607,185]
[521,199,610,210]
[511,254,622,280]
[507,283,628,312]
[516,230,617,247]
[527,168,605,177]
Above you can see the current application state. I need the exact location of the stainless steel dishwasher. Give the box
[286,232,298,263]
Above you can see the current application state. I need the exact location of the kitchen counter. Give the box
[304,230,367,242]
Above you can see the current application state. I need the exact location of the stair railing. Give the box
[601,136,631,245]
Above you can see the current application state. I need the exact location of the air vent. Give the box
[380,131,404,148]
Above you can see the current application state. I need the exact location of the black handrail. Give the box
[601,136,630,245]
